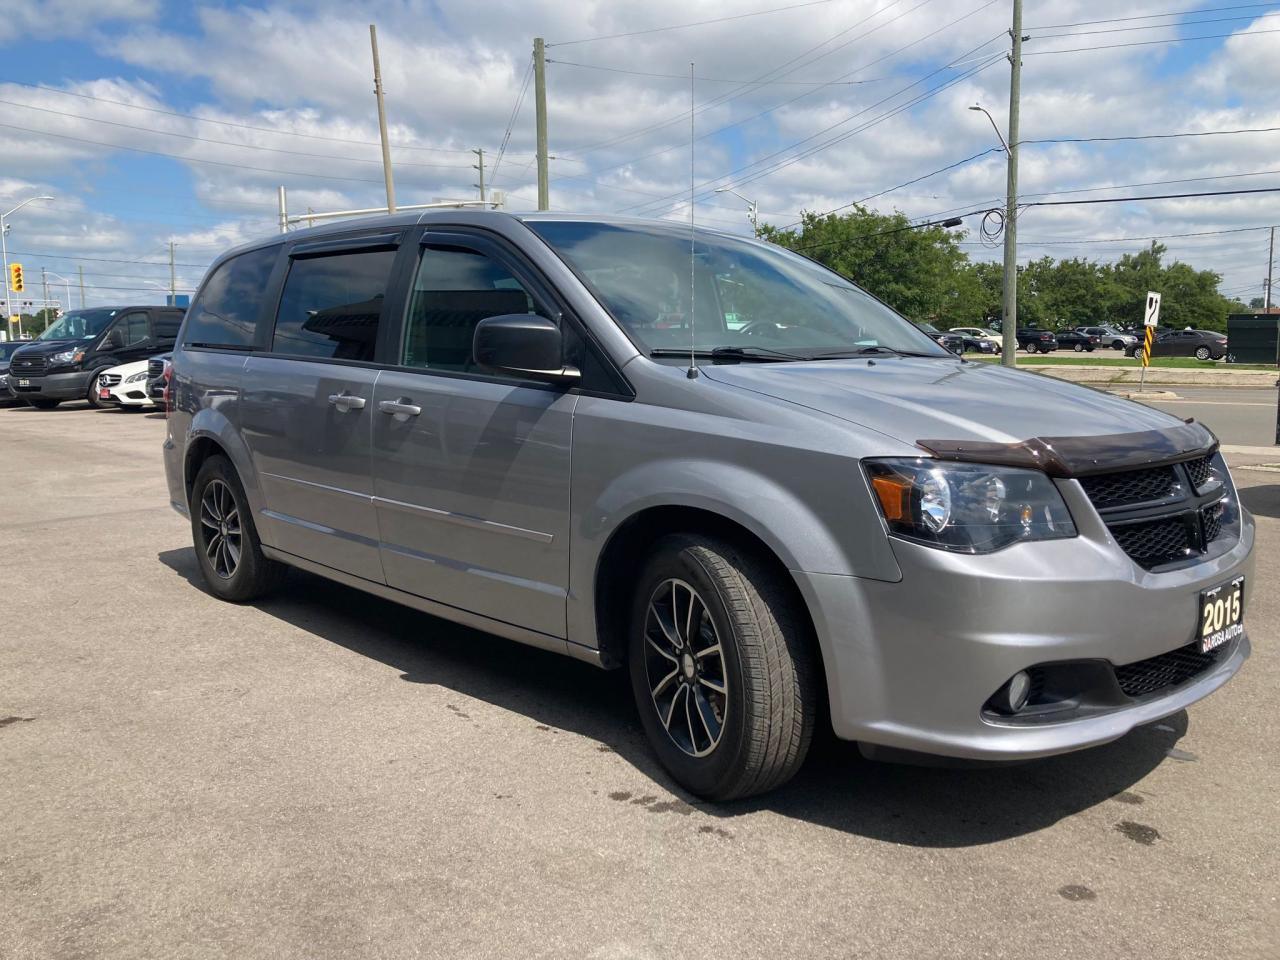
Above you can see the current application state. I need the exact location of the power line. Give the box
[622,50,1005,215]
[7,249,211,267]
[546,59,897,85]
[0,119,389,183]
[548,0,840,47]
[0,97,473,168]
[1023,124,1280,145]
[1025,185,1280,208]
[1008,226,1274,245]
[1023,25,1280,56]
[563,0,921,158]
[1025,3,1280,31]
[781,147,1005,228]
[1031,9,1280,40]
[0,77,514,155]
[491,58,534,183]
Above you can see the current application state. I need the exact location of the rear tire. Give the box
[1073,343,1084,352]
[1195,346,1211,361]
[1024,342,1038,354]
[25,398,59,409]
[190,455,286,602]
[628,534,817,801]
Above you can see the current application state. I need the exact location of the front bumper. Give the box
[8,369,94,400]
[797,504,1255,761]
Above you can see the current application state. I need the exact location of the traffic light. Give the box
[9,263,23,293]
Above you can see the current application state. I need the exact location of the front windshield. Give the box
[527,220,947,358]
[37,308,118,341]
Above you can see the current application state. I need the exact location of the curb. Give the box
[1109,390,1180,400]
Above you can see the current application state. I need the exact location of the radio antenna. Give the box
[687,60,699,380]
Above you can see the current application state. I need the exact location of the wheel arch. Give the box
[181,409,266,520]
[591,504,825,692]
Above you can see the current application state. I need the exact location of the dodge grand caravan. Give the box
[9,305,184,409]
[164,212,1253,801]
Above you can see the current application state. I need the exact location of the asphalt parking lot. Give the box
[2,401,1278,960]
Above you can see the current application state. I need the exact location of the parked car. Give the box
[8,306,184,409]
[1016,328,1058,353]
[165,211,1254,801]
[1054,329,1101,353]
[916,322,965,355]
[95,359,156,409]
[1128,329,1229,361]
[146,353,171,403]
[0,340,26,404]
[1076,325,1136,351]
[949,327,1003,353]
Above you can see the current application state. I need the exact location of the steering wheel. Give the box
[738,318,781,338]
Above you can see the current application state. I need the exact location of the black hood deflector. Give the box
[916,420,1217,478]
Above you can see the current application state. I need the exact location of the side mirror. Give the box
[101,332,123,351]
[473,314,580,384]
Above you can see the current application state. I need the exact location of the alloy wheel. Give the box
[642,578,729,758]
[199,479,242,580]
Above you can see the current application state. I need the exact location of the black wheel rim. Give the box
[199,479,242,580]
[643,579,729,758]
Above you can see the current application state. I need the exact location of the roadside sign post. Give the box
[1139,291,1161,393]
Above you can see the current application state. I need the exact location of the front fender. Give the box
[565,456,902,651]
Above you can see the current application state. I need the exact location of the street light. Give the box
[968,104,1010,154]
[45,270,73,314]
[1,195,54,339]
[713,187,760,232]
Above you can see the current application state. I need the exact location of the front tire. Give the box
[190,455,286,602]
[628,535,817,801]
[85,375,106,409]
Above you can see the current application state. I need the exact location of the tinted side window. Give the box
[271,250,396,361]
[403,245,548,372]
[122,312,149,346]
[182,246,278,349]
[153,312,183,340]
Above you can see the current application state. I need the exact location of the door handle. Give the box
[327,392,367,412]
[378,398,422,420]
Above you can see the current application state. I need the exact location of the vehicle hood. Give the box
[101,359,148,377]
[701,357,1188,447]
[12,338,80,357]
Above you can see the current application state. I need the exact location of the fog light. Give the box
[993,670,1032,715]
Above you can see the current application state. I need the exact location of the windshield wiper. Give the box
[649,346,807,362]
[806,346,945,359]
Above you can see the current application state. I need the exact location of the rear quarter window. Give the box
[182,246,279,349]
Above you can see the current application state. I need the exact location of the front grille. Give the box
[1080,455,1232,569]
[10,354,46,375]
[1079,466,1180,508]
[1185,455,1213,491]
[1111,517,1193,566]
[1114,641,1229,699]
[98,374,121,387]
[147,357,165,378]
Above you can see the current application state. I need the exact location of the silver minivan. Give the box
[164,211,1253,800]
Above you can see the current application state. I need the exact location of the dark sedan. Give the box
[1054,329,1101,353]
[917,322,965,355]
[1016,328,1058,353]
[1128,329,1228,361]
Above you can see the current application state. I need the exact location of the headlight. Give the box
[50,349,84,366]
[864,459,1077,553]
[125,371,148,383]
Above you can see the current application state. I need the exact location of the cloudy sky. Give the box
[0,0,1277,309]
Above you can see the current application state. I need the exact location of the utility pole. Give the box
[169,241,177,302]
[1266,226,1274,312]
[278,185,288,234]
[370,24,397,214]
[472,147,486,203]
[533,37,549,210]
[41,266,48,320]
[78,265,85,307]
[1000,0,1023,368]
